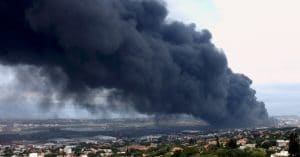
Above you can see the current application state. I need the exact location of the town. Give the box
[0,124,299,157]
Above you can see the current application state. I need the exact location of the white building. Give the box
[239,144,256,150]
[29,153,38,157]
[64,146,75,154]
[271,151,289,157]
[29,153,44,157]
[276,140,289,148]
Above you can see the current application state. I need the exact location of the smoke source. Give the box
[0,0,269,127]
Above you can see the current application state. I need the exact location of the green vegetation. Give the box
[226,139,238,149]
[3,127,300,157]
[119,143,269,157]
[3,147,13,157]
[44,153,58,157]
[73,146,83,156]
[289,132,300,157]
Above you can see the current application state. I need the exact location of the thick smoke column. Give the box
[0,0,268,127]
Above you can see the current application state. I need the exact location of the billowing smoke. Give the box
[0,0,269,127]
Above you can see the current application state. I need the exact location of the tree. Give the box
[249,148,267,157]
[216,137,221,148]
[73,146,83,156]
[226,139,238,149]
[3,147,13,157]
[45,153,58,157]
[88,152,101,157]
[289,132,300,157]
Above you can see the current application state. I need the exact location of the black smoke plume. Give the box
[0,0,269,127]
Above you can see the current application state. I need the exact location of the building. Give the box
[29,153,44,157]
[276,140,289,148]
[239,144,256,150]
[237,138,247,146]
[271,151,289,157]
[171,147,183,152]
[128,145,149,151]
[64,146,75,154]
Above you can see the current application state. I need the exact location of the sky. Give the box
[165,0,300,116]
[0,0,299,118]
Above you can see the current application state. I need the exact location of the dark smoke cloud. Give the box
[0,0,269,127]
